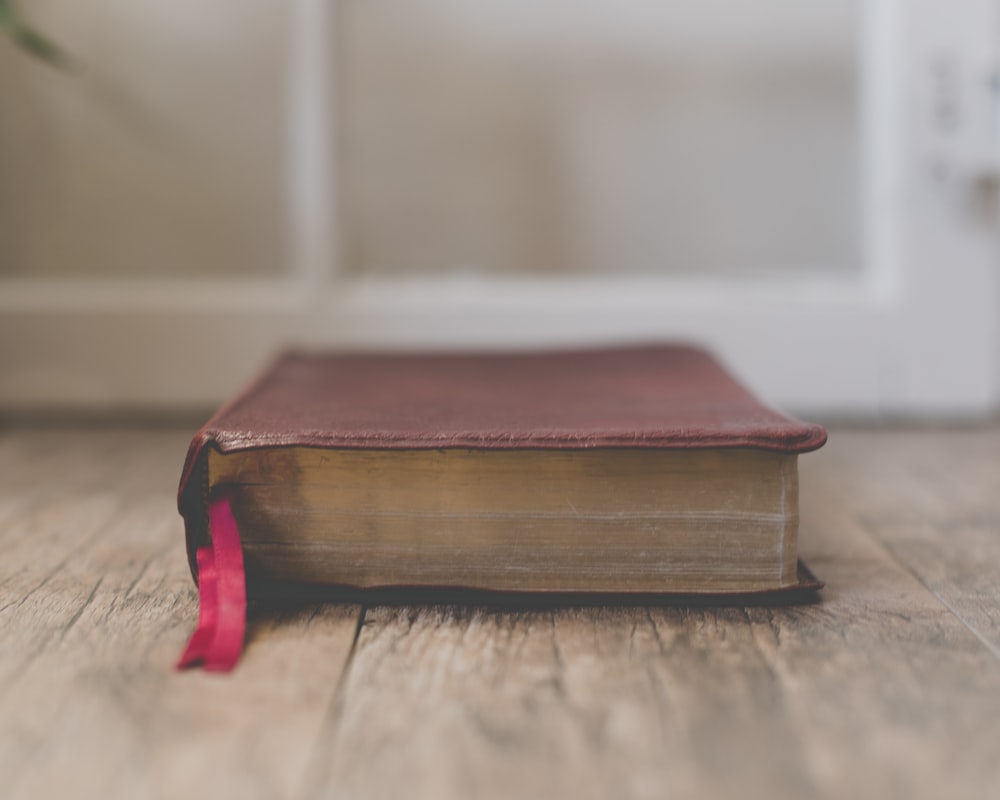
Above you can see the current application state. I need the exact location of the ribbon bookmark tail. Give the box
[177,495,247,672]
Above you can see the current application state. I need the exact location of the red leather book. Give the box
[178,346,826,669]
[176,345,826,669]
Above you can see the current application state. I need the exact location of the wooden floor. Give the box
[1,423,999,800]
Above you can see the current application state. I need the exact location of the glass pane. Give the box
[0,1,287,278]
[339,0,861,277]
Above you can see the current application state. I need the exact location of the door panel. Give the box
[339,0,862,277]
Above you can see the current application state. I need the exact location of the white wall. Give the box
[0,0,289,278]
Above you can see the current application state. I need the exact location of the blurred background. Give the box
[0,0,997,417]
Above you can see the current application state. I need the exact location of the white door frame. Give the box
[1,0,997,416]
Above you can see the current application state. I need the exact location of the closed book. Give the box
[178,345,826,601]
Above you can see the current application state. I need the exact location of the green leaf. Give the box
[0,0,75,71]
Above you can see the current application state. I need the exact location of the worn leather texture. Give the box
[177,344,827,585]
[179,344,826,503]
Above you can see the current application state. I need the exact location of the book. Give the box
[178,345,826,600]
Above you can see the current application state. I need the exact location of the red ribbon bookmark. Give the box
[176,495,247,672]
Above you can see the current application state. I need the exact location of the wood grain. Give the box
[1,423,999,800]
[800,426,1000,656]
[0,428,362,800]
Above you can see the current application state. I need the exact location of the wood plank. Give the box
[302,594,1000,798]
[798,426,1000,524]
[875,520,1000,657]
[799,426,1000,655]
[0,428,362,800]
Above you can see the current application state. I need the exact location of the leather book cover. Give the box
[178,344,827,594]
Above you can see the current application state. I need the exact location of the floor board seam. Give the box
[292,603,368,800]
[863,524,1000,664]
